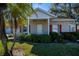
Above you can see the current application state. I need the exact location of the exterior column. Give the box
[28,17,30,35]
[76,24,77,32]
[48,18,50,35]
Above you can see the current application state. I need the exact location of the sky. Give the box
[33,3,51,11]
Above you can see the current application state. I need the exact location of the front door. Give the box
[37,24,43,34]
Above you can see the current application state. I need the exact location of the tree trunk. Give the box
[9,17,17,56]
[0,9,10,56]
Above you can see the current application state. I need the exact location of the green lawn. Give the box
[0,41,79,56]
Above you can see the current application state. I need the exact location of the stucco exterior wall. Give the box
[30,20,48,34]
[50,19,76,32]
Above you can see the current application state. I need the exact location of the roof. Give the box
[35,8,56,17]
[29,8,57,19]
[51,18,76,22]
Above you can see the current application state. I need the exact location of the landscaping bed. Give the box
[18,32,79,43]
[1,32,79,56]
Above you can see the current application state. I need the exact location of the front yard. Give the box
[0,41,79,56]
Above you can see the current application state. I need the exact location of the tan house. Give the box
[26,8,76,35]
[6,8,77,35]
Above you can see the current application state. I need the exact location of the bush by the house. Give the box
[61,32,76,42]
[18,32,79,43]
[19,33,26,41]
[18,34,32,42]
[73,32,79,40]
[50,32,64,43]
[30,34,51,43]
[57,34,64,43]
[18,34,51,43]
[50,32,59,41]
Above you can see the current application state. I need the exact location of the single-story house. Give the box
[26,8,77,35]
[6,8,79,35]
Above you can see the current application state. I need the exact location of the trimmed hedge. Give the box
[18,32,79,43]
[61,32,77,42]
[61,32,79,42]
[30,34,51,43]
[50,32,59,41]
[19,34,51,43]
[50,32,64,43]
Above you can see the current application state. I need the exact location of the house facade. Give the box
[26,8,77,35]
[5,8,78,35]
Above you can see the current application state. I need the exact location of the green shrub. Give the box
[18,34,51,43]
[57,34,64,43]
[50,32,59,41]
[62,32,76,42]
[73,32,79,39]
[25,34,32,42]
[50,32,64,43]
[40,35,51,43]
[30,34,51,43]
[19,34,26,41]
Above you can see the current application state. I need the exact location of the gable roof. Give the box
[29,8,57,19]
[35,8,56,17]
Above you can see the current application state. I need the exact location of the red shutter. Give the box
[60,24,62,32]
[50,24,52,32]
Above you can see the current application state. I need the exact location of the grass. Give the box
[1,40,79,56]
[0,41,4,56]
[31,43,79,56]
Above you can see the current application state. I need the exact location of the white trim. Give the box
[69,24,76,32]
[28,17,30,35]
[48,18,50,35]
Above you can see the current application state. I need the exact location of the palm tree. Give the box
[17,17,27,33]
[0,3,34,56]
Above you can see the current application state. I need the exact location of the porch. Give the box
[27,18,50,35]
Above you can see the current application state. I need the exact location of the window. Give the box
[52,25,58,32]
[69,24,76,32]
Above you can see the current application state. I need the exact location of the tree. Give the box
[17,17,27,33]
[0,3,34,56]
[50,3,69,17]
[0,3,9,56]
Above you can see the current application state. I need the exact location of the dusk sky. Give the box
[33,3,51,11]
